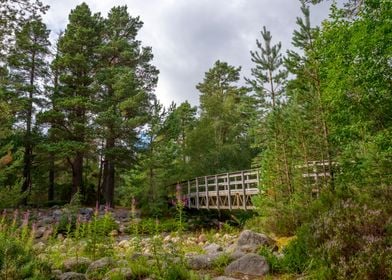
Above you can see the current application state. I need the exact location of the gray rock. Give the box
[63,257,91,273]
[236,230,273,252]
[53,209,63,217]
[229,250,245,260]
[213,277,239,280]
[86,257,116,279]
[33,242,46,252]
[187,253,223,270]
[58,272,86,280]
[79,207,93,214]
[40,216,54,226]
[103,268,133,280]
[204,243,222,254]
[130,253,153,260]
[35,226,46,239]
[224,253,269,277]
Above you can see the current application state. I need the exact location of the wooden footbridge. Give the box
[176,161,332,211]
[177,169,260,210]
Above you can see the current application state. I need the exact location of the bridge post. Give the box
[205,176,209,209]
[196,177,199,209]
[227,173,231,211]
[187,180,190,208]
[241,170,246,210]
[215,174,219,211]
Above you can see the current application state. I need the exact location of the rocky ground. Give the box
[3,207,283,279]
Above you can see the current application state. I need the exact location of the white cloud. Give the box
[43,0,332,107]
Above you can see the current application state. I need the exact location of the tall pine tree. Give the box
[96,6,158,206]
[8,15,50,199]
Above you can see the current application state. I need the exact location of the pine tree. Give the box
[8,15,50,200]
[190,60,254,175]
[285,1,334,188]
[246,26,287,113]
[246,26,292,194]
[40,3,102,199]
[96,6,158,206]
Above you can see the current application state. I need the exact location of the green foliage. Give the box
[163,263,194,280]
[212,253,232,274]
[134,218,181,235]
[309,192,392,279]
[259,227,315,275]
[187,60,256,176]
[0,211,52,279]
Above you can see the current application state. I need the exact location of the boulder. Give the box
[236,230,273,252]
[213,277,239,280]
[224,253,269,277]
[187,253,223,270]
[63,257,92,273]
[58,272,86,280]
[79,208,94,216]
[86,257,116,279]
[33,242,46,252]
[229,250,245,260]
[204,243,222,254]
[35,226,46,239]
[198,233,207,243]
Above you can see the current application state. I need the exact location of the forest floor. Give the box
[0,206,298,279]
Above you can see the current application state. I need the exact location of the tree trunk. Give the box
[103,137,115,207]
[48,152,55,201]
[72,152,83,198]
[21,51,36,201]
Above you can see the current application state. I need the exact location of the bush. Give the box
[258,227,315,275]
[309,198,392,279]
[0,225,52,279]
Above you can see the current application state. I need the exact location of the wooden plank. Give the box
[215,174,219,211]
[227,173,231,211]
[187,180,190,207]
[196,177,199,210]
[205,176,209,209]
[242,170,246,210]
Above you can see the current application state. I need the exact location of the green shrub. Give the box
[163,263,191,280]
[258,226,316,275]
[309,198,392,279]
[258,246,284,274]
[129,260,151,279]
[0,229,52,279]
[212,253,232,274]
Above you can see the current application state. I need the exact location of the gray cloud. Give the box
[43,0,332,106]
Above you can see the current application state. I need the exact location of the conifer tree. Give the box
[96,6,158,206]
[286,1,334,187]
[246,26,287,113]
[189,60,253,175]
[8,16,50,199]
[40,3,102,199]
[246,26,292,194]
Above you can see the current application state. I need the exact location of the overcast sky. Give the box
[43,0,332,107]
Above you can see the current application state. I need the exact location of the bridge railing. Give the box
[179,169,260,210]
